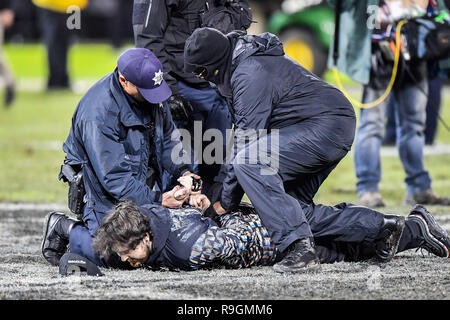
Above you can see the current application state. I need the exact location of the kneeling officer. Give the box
[42,48,195,267]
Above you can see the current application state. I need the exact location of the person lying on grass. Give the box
[90,200,450,271]
[43,175,450,271]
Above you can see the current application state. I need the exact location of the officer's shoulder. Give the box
[83,74,114,101]
[77,75,119,121]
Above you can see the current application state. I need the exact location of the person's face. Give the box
[114,233,152,268]
[118,74,146,102]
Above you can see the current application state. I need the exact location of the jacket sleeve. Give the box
[231,62,273,130]
[437,0,449,11]
[189,213,274,269]
[81,119,162,205]
[220,163,245,211]
[220,62,273,211]
[160,103,193,177]
[133,0,179,92]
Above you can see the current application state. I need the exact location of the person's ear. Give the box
[144,232,151,243]
[119,74,128,87]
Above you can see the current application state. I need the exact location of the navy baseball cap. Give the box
[59,253,104,277]
[117,48,172,104]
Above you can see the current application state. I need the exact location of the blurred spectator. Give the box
[383,62,446,146]
[251,0,283,19]
[0,0,15,107]
[424,70,445,145]
[382,94,396,145]
[32,0,88,90]
[84,0,132,50]
[330,0,450,207]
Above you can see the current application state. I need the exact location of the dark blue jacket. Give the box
[220,33,355,210]
[62,70,191,219]
[142,204,215,270]
[141,203,276,271]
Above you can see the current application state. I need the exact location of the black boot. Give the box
[41,212,79,266]
[273,237,320,273]
[374,215,405,262]
[4,85,15,108]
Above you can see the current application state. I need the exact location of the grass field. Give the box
[1,43,450,302]
[0,43,449,210]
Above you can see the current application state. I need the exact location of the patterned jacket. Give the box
[141,203,278,271]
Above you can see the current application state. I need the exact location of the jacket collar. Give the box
[110,68,152,128]
[141,205,171,266]
[230,32,285,71]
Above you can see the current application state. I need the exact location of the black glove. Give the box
[167,94,194,122]
[202,182,223,225]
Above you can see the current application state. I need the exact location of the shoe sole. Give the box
[377,217,406,263]
[41,211,63,265]
[388,217,406,261]
[272,260,321,274]
[409,214,449,258]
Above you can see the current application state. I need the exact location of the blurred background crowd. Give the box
[0,0,337,94]
[0,0,449,208]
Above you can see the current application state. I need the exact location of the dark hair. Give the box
[92,200,151,258]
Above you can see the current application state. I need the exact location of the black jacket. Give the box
[220,33,355,210]
[132,0,250,93]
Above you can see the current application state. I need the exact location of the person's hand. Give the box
[167,94,193,122]
[162,185,189,208]
[213,201,229,216]
[182,171,201,179]
[177,176,193,192]
[181,171,202,192]
[173,185,190,201]
[189,194,211,212]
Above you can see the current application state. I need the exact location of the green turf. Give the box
[4,43,128,80]
[0,91,81,203]
[0,43,449,209]
[0,43,128,202]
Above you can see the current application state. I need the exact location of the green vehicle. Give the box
[267,1,335,76]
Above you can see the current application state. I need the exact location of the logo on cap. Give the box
[153,70,164,86]
[59,253,104,277]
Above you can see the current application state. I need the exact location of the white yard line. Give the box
[15,78,98,93]
[380,144,450,157]
[0,203,68,212]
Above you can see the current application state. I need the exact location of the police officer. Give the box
[183,27,361,273]
[132,0,252,194]
[42,48,196,267]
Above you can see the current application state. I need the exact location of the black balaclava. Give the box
[184,27,233,96]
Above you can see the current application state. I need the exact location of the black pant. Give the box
[38,8,70,89]
[314,218,424,263]
[233,114,361,252]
